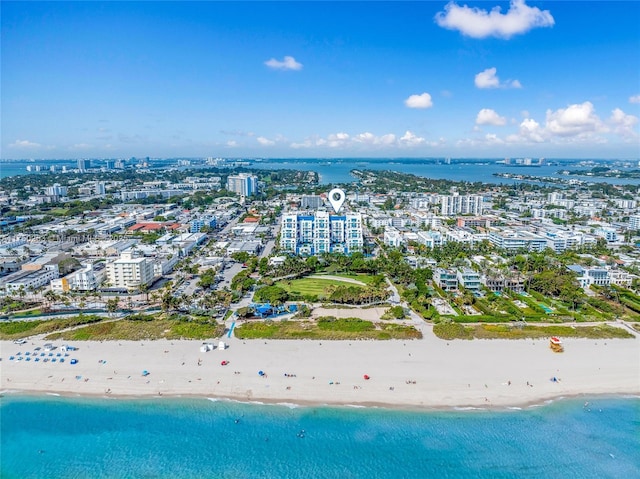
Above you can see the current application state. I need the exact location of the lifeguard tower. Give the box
[549,336,563,353]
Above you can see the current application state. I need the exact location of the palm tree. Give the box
[139,283,150,304]
[106,297,120,317]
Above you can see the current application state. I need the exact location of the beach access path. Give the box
[2,324,639,409]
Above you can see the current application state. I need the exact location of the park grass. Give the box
[276,277,365,298]
[323,274,382,286]
[234,317,422,340]
[0,315,104,340]
[49,208,70,216]
[10,308,44,318]
[433,322,635,341]
[45,317,225,341]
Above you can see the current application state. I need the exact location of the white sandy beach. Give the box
[2,325,639,408]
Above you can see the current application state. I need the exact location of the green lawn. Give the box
[49,208,70,216]
[276,278,364,298]
[327,274,383,286]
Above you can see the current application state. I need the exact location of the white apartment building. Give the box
[300,195,324,209]
[444,228,487,247]
[226,173,258,196]
[438,194,484,216]
[543,229,596,253]
[105,252,155,290]
[567,265,610,288]
[609,269,634,287]
[383,227,404,248]
[280,211,363,255]
[51,264,106,293]
[46,184,68,196]
[629,215,640,231]
[457,268,481,292]
[613,199,637,209]
[413,213,442,229]
[0,268,58,295]
[593,227,618,243]
[416,230,444,248]
[368,216,392,228]
[488,229,548,252]
[409,195,438,209]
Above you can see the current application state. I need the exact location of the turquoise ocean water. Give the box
[1,395,638,478]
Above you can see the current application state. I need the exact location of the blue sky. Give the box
[2,1,639,159]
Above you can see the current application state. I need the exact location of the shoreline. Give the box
[2,388,640,414]
[2,332,639,410]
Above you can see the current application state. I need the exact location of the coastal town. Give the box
[1,157,639,408]
[3,0,639,475]
[1,158,640,332]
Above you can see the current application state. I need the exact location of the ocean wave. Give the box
[0,389,19,395]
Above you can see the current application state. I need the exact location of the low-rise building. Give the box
[51,263,106,292]
[567,264,610,288]
[456,268,481,292]
[105,252,155,290]
[488,229,547,252]
[434,268,458,292]
[1,268,58,295]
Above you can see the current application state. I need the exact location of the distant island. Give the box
[559,166,640,179]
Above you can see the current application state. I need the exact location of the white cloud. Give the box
[476,108,507,126]
[545,101,606,137]
[474,67,521,89]
[256,136,276,146]
[464,102,638,148]
[404,92,433,109]
[8,139,41,149]
[264,55,303,71]
[226,140,238,147]
[289,131,429,150]
[475,68,500,88]
[512,118,545,143]
[484,133,504,145]
[435,0,555,39]
[325,132,351,148]
[353,132,375,144]
[399,131,426,146]
[630,95,640,104]
[609,108,639,140]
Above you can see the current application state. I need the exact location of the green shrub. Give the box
[317,317,375,332]
[433,322,473,340]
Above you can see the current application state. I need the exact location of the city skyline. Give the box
[2,1,639,159]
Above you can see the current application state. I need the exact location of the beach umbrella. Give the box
[258,370,264,376]
[363,374,370,380]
